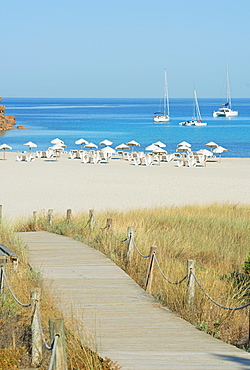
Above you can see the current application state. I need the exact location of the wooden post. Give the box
[126,227,134,262]
[11,257,18,271]
[106,217,112,232]
[49,318,68,370]
[66,209,72,223]
[33,211,37,229]
[31,288,42,367]
[145,246,157,294]
[0,263,5,296]
[0,205,2,224]
[48,209,53,226]
[187,259,196,310]
[89,209,94,231]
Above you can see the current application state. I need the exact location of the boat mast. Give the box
[226,63,232,109]
[163,69,170,117]
[194,89,202,121]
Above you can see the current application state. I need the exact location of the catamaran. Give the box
[213,65,238,117]
[179,89,207,126]
[153,69,170,122]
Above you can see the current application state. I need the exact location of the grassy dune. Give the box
[14,203,250,349]
[0,223,121,369]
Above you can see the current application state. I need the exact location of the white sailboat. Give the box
[179,89,207,126]
[153,69,170,122]
[213,65,238,117]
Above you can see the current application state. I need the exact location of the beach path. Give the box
[17,231,250,370]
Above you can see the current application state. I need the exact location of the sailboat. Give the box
[153,69,170,122]
[213,65,238,117]
[179,89,207,126]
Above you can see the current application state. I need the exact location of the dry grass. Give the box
[0,223,121,369]
[13,203,250,349]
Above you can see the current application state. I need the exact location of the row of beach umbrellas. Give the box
[0,138,227,160]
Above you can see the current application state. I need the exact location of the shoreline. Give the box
[0,152,249,220]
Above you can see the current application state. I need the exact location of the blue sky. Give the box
[1,0,250,98]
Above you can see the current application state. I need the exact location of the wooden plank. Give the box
[17,231,250,370]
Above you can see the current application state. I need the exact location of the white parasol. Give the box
[100,139,113,146]
[126,140,140,152]
[84,142,98,150]
[51,138,64,145]
[204,141,218,151]
[0,143,12,160]
[100,146,116,154]
[177,141,191,147]
[154,141,166,148]
[75,138,88,149]
[145,144,159,151]
[24,141,37,151]
[213,146,228,162]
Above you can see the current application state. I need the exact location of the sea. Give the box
[1,97,250,158]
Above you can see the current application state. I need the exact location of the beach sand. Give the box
[0,152,249,220]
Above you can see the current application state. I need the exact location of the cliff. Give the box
[0,102,16,131]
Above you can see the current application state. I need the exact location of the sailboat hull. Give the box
[213,108,238,117]
[153,115,170,122]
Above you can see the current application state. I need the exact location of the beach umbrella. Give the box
[115,143,130,150]
[153,147,167,154]
[213,146,228,162]
[154,141,166,148]
[100,139,113,146]
[0,143,12,160]
[100,146,116,155]
[177,141,191,147]
[50,144,65,161]
[176,145,191,152]
[115,143,130,158]
[51,138,64,145]
[204,141,218,151]
[84,142,98,150]
[197,149,213,157]
[75,138,88,149]
[23,141,37,151]
[126,140,140,152]
[145,144,159,151]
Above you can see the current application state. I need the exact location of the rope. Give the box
[36,301,53,350]
[2,268,31,307]
[133,240,150,258]
[154,256,188,284]
[110,226,127,242]
[92,215,107,230]
[191,271,250,311]
[48,335,59,370]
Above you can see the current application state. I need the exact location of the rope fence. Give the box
[0,265,67,370]
[59,208,250,314]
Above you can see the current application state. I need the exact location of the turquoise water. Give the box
[1,97,249,157]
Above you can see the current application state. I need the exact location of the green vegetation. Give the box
[2,203,249,366]
[0,223,121,369]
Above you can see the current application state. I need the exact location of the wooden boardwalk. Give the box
[17,231,250,370]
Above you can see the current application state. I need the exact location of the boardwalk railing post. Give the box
[126,227,134,262]
[106,217,112,232]
[31,288,42,367]
[0,262,6,297]
[49,318,68,370]
[89,209,94,231]
[187,259,196,310]
[33,211,37,230]
[66,209,72,223]
[145,246,157,294]
[48,209,53,226]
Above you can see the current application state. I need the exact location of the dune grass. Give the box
[14,203,250,349]
[0,223,121,369]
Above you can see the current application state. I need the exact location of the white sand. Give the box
[0,152,249,220]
